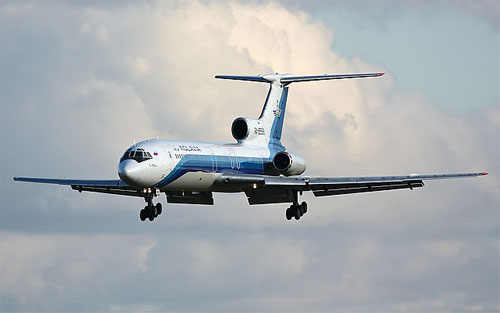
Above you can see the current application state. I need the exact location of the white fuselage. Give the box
[118,139,277,191]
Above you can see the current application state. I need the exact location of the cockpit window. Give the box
[120,148,153,163]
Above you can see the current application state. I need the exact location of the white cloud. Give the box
[1,1,498,312]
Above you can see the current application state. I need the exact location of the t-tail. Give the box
[216,72,384,152]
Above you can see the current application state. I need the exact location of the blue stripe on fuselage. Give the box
[153,154,265,188]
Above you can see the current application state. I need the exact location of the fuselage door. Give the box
[161,145,174,172]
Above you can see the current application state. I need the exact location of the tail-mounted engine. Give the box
[231,117,266,143]
[272,151,306,176]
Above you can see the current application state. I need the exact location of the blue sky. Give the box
[300,1,500,111]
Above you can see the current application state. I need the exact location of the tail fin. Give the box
[216,72,384,151]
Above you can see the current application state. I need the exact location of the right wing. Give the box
[13,177,144,197]
[13,177,214,204]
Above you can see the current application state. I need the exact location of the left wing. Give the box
[13,177,144,197]
[214,172,488,205]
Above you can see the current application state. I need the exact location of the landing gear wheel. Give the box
[140,209,147,221]
[148,205,155,221]
[301,201,308,214]
[294,205,301,220]
[156,203,163,215]
[286,207,293,220]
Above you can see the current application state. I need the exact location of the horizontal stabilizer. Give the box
[214,75,268,83]
[280,72,384,83]
[215,72,384,84]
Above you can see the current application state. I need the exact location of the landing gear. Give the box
[140,188,163,222]
[286,201,308,221]
[140,208,147,221]
[285,189,308,221]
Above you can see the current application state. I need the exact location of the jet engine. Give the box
[231,117,265,142]
[272,151,306,176]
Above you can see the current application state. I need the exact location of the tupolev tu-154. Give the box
[14,72,488,222]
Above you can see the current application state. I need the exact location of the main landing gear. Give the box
[286,201,307,221]
[140,188,163,222]
[285,190,308,221]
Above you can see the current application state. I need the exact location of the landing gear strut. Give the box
[139,188,163,222]
[285,190,308,221]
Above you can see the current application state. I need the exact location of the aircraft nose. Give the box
[118,159,142,186]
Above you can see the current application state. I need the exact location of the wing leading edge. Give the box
[13,177,215,203]
[13,177,144,197]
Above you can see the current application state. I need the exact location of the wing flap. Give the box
[71,185,144,197]
[166,191,214,205]
[311,180,424,197]
[245,187,292,205]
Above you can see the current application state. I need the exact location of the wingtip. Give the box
[479,172,488,176]
[377,72,385,76]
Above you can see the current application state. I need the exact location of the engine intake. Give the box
[231,117,265,143]
[231,118,249,140]
[272,152,306,176]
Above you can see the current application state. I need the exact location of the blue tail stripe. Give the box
[266,86,288,156]
[271,87,288,141]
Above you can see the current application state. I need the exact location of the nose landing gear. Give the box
[140,188,163,222]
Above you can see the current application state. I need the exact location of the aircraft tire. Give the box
[148,206,155,221]
[156,203,163,215]
[286,207,293,220]
[301,201,307,214]
[294,206,301,220]
[140,209,147,221]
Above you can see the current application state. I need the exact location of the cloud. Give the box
[283,0,500,32]
[0,1,498,312]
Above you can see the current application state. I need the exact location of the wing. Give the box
[14,177,216,204]
[214,172,488,205]
[13,177,144,197]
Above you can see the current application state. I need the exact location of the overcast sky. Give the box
[1,1,499,312]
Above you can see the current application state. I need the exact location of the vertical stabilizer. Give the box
[258,80,288,152]
[215,72,384,152]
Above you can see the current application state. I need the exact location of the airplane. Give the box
[14,72,488,222]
